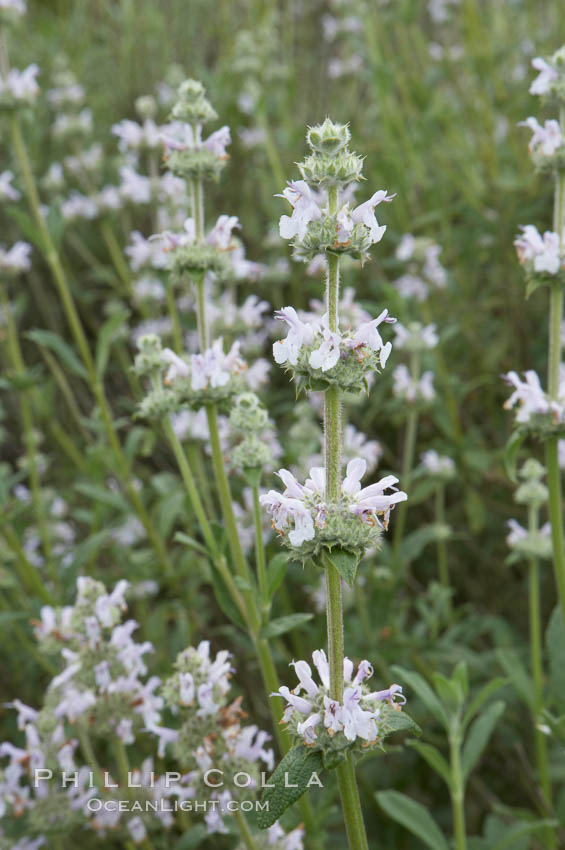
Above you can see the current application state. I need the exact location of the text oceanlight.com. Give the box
[86,799,270,814]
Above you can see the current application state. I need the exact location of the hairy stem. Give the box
[528,504,554,842]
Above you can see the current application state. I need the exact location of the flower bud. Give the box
[135,94,157,120]
[306,118,351,155]
[171,79,218,124]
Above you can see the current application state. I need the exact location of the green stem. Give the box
[323,187,369,850]
[0,284,55,585]
[206,403,253,586]
[186,440,215,517]
[100,220,132,296]
[1,522,55,604]
[436,485,450,590]
[528,504,554,841]
[450,728,467,850]
[195,274,209,350]
[335,755,370,850]
[546,152,565,627]
[165,283,183,353]
[252,484,269,616]
[233,809,259,850]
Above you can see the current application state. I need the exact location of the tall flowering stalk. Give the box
[263,119,415,849]
[509,47,565,628]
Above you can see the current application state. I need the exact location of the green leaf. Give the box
[95,308,129,378]
[461,700,505,784]
[391,666,448,728]
[495,648,532,709]
[398,525,442,564]
[261,612,313,638]
[74,482,129,510]
[380,707,422,738]
[409,741,452,787]
[375,790,449,850]
[26,329,88,380]
[173,823,209,848]
[258,745,324,829]
[173,532,209,557]
[326,548,358,588]
[432,671,464,711]
[546,605,565,706]
[242,466,262,487]
[490,820,559,850]
[45,202,65,248]
[267,553,288,598]
[462,678,508,731]
[210,521,228,556]
[504,430,527,483]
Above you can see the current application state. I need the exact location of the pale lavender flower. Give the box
[0,241,31,273]
[514,225,561,275]
[530,56,559,96]
[0,170,20,201]
[0,64,39,101]
[277,180,322,240]
[520,116,564,156]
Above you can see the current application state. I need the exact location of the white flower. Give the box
[0,170,20,201]
[0,0,26,15]
[190,338,246,392]
[420,449,455,476]
[396,233,415,261]
[350,189,395,243]
[277,180,322,240]
[60,192,98,221]
[514,225,561,275]
[96,185,122,212]
[0,241,31,272]
[347,460,407,528]
[260,491,316,546]
[112,118,161,151]
[393,322,438,350]
[392,364,435,402]
[52,108,92,137]
[273,306,318,365]
[0,64,39,101]
[520,117,564,156]
[119,166,152,204]
[207,214,239,250]
[504,369,565,423]
[126,231,169,272]
[161,348,190,383]
[127,816,147,842]
[309,327,341,371]
[530,56,558,96]
[204,125,231,157]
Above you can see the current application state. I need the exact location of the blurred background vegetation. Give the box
[4,0,565,847]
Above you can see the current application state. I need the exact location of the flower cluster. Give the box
[504,369,565,435]
[514,225,565,288]
[0,578,184,846]
[275,118,394,262]
[273,650,407,759]
[394,233,448,301]
[520,116,565,171]
[150,213,240,279]
[392,365,435,404]
[260,458,407,559]
[529,48,565,101]
[158,642,274,835]
[162,79,230,182]
[507,460,552,562]
[229,392,280,479]
[0,240,31,274]
[419,449,456,480]
[273,305,395,394]
[393,321,438,352]
[0,63,39,109]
